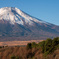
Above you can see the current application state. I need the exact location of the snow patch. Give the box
[0,7,50,25]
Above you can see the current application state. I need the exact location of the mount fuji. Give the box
[0,7,59,41]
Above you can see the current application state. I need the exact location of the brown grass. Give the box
[0,46,58,59]
[0,40,43,46]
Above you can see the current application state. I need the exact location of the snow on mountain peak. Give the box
[0,7,48,25]
[0,7,24,25]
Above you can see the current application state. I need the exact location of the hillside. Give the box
[0,37,59,59]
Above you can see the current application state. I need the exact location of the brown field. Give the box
[0,40,43,46]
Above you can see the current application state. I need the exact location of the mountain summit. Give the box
[0,7,59,41]
[0,7,49,25]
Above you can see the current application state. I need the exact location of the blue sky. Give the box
[0,0,59,25]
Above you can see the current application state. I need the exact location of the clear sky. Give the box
[0,0,59,25]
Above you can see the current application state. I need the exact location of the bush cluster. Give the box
[38,37,59,55]
[26,37,59,56]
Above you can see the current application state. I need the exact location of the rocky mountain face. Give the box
[0,7,59,41]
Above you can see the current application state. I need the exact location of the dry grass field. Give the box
[0,46,59,59]
[0,40,43,46]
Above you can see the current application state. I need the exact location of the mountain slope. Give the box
[0,7,59,41]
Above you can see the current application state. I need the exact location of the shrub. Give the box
[52,37,59,47]
[44,38,52,53]
[38,41,45,53]
[0,46,2,48]
[26,43,32,50]
[32,42,37,48]
[11,55,16,59]
[11,55,19,59]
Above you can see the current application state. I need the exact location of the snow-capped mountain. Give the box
[0,7,49,25]
[0,7,59,41]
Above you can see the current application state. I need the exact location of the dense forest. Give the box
[0,37,59,59]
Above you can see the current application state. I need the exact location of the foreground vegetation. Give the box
[0,37,59,59]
